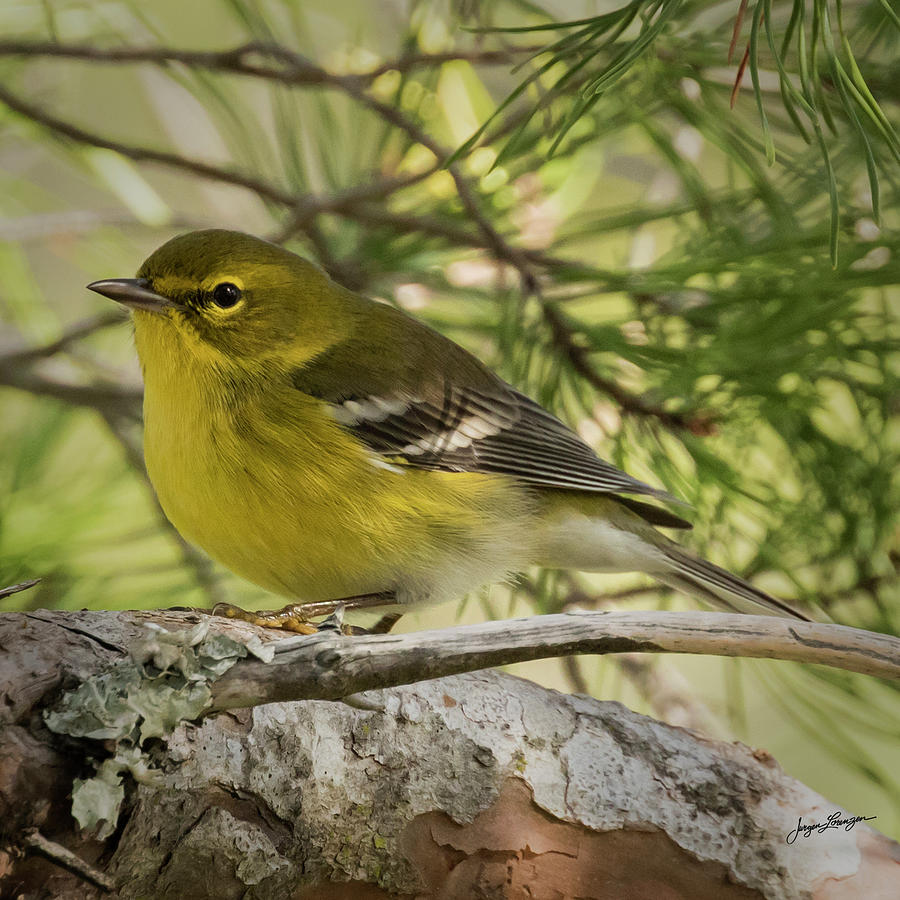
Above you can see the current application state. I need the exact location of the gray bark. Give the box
[1,609,896,899]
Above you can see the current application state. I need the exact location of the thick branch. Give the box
[2,606,896,897]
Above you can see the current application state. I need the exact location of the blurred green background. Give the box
[1,0,897,838]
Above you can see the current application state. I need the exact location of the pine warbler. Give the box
[88,230,808,628]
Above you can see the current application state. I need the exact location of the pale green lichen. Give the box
[70,759,125,841]
[45,620,271,839]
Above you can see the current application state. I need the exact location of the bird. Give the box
[88,229,809,631]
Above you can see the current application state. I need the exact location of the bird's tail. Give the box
[534,493,814,620]
[656,546,813,621]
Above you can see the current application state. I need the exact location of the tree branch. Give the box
[0,579,41,601]
[208,610,899,710]
[0,39,539,81]
[0,359,142,417]
[0,39,539,292]
[0,311,123,365]
[0,83,299,205]
[2,607,897,895]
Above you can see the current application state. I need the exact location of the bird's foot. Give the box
[212,601,321,634]
[211,590,400,635]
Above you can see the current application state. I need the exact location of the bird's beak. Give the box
[87,278,171,313]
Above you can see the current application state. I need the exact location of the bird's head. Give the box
[89,229,348,378]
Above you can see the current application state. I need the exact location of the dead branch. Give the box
[207,609,899,710]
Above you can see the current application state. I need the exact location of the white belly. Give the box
[536,512,667,573]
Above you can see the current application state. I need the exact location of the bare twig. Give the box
[208,610,900,710]
[0,359,142,417]
[0,83,298,206]
[0,41,339,87]
[0,40,538,292]
[0,579,41,601]
[0,40,540,81]
[22,829,115,892]
[0,311,124,365]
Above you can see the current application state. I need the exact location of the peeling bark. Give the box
[1,609,897,899]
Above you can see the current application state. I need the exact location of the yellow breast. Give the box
[136,315,534,603]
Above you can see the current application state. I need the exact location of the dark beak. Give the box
[87,278,171,313]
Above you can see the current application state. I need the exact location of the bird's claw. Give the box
[211,601,319,634]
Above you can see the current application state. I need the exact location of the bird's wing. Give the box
[290,299,683,505]
[331,383,683,502]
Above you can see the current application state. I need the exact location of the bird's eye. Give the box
[212,282,242,308]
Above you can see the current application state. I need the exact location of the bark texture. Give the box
[1,609,897,899]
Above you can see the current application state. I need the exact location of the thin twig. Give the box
[0,311,124,365]
[22,829,116,892]
[0,579,41,601]
[0,40,538,292]
[0,359,142,417]
[0,40,540,81]
[0,84,298,205]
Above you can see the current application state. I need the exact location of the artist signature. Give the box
[786,811,877,844]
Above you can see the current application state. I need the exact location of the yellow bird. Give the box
[89,229,808,629]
